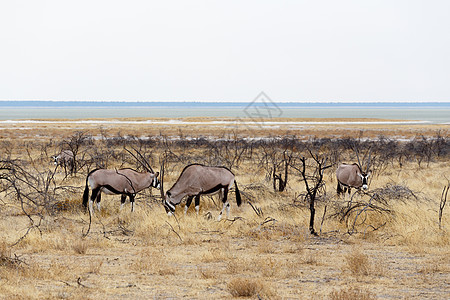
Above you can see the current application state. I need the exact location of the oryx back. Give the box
[336,164,363,188]
[163,164,241,220]
[88,169,136,195]
[83,168,159,213]
[168,164,234,203]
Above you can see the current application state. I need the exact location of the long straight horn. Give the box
[132,146,155,173]
[159,159,165,199]
[355,146,362,170]
[366,148,372,173]
[124,147,154,173]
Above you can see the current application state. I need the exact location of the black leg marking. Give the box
[130,194,135,212]
[222,187,229,203]
[91,187,100,202]
[121,194,127,205]
[185,195,194,209]
[194,195,200,207]
[96,191,102,204]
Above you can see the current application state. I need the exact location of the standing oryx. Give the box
[82,168,160,213]
[53,150,75,174]
[162,164,242,221]
[336,149,372,197]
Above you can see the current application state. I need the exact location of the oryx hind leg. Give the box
[96,191,102,211]
[120,194,127,210]
[130,194,135,212]
[89,187,101,215]
[218,187,230,221]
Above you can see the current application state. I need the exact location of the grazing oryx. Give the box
[336,149,372,197]
[82,168,160,213]
[162,164,242,221]
[53,150,74,174]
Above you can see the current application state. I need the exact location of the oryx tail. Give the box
[234,180,242,207]
[82,168,98,208]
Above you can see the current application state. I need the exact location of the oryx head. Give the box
[158,158,174,216]
[355,146,372,190]
[162,191,175,215]
[151,172,161,189]
[358,170,372,190]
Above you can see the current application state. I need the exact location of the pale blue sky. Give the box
[1,1,449,102]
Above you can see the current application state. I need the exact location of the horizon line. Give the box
[0,100,449,104]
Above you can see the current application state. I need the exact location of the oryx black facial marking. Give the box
[161,164,242,220]
[82,168,160,214]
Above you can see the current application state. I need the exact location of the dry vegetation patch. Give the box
[0,120,449,298]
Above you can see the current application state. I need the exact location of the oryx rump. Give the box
[162,164,242,220]
[82,168,160,213]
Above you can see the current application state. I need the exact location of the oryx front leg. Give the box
[194,195,200,215]
[184,195,194,214]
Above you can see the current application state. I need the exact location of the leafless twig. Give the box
[165,221,182,242]
[439,183,448,230]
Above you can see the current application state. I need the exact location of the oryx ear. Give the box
[367,170,372,177]
[166,191,171,197]
[154,172,159,177]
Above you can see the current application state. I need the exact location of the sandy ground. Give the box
[2,210,449,299]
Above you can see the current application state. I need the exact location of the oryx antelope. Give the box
[336,149,372,197]
[162,164,242,221]
[53,150,74,174]
[82,168,160,213]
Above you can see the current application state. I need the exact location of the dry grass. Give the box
[329,287,376,300]
[72,240,88,255]
[344,247,371,277]
[227,277,275,298]
[0,119,449,299]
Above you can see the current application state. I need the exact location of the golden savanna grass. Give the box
[0,118,449,299]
